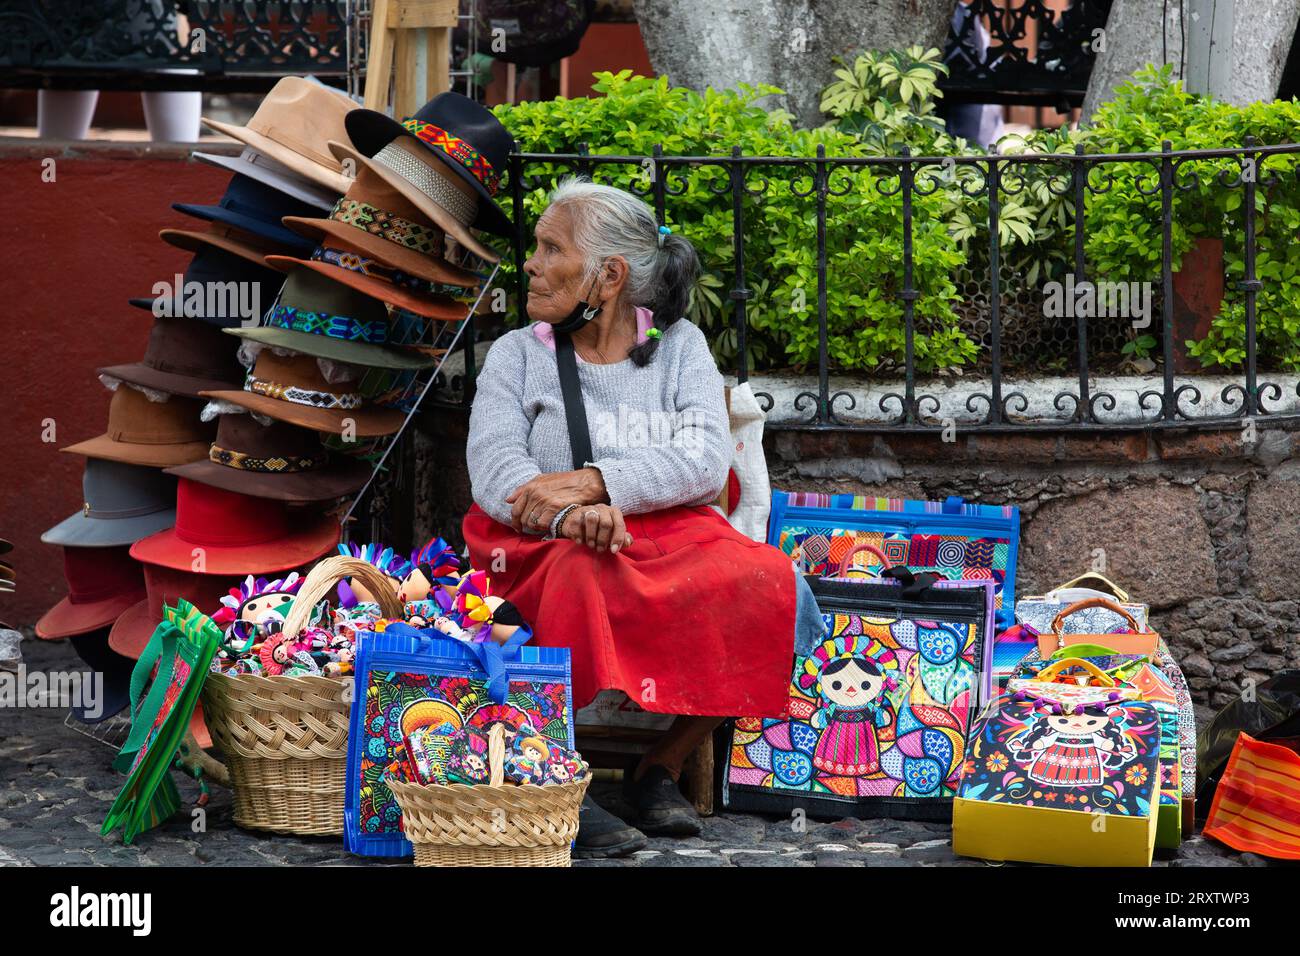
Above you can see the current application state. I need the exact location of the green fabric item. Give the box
[101,599,222,845]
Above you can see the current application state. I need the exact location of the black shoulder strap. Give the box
[554,331,594,470]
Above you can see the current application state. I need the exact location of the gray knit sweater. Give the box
[467,316,730,527]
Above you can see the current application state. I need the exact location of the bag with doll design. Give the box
[723,545,989,821]
[345,620,573,858]
[953,678,1162,867]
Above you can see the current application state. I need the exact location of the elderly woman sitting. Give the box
[464,178,824,857]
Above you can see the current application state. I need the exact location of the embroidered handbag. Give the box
[1035,597,1160,658]
[723,545,989,821]
[953,682,1163,867]
[769,491,1021,628]
[345,622,575,857]
[1015,572,1149,636]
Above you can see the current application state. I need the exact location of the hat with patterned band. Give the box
[282,164,481,287]
[264,233,475,322]
[166,411,370,502]
[201,76,358,194]
[200,349,405,436]
[225,264,444,370]
[329,137,500,264]
[36,545,147,640]
[174,173,320,256]
[41,458,177,548]
[99,313,244,399]
[342,91,514,238]
[62,386,214,468]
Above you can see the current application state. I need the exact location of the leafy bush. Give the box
[1083,64,1300,370]
[494,69,974,374]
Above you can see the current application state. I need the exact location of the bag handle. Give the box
[486,722,508,788]
[1051,596,1143,637]
[555,331,594,470]
[1052,572,1130,602]
[114,619,181,771]
[836,543,892,577]
[1033,657,1117,687]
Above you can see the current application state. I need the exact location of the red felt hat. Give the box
[36,545,147,640]
[107,561,239,660]
[128,478,340,576]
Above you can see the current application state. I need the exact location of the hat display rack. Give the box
[38,75,514,732]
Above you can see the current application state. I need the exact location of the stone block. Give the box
[1019,483,1215,607]
[1247,477,1300,600]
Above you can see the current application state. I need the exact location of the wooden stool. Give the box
[576,691,715,816]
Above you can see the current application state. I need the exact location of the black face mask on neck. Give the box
[549,272,603,335]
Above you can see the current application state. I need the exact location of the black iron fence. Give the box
[494,142,1300,434]
[0,0,352,90]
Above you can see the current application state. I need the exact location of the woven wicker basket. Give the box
[202,556,404,836]
[389,723,590,867]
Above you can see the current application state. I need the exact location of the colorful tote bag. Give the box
[1007,654,1183,848]
[953,691,1162,867]
[345,623,574,857]
[102,600,222,845]
[723,569,988,820]
[1203,733,1300,860]
[1019,640,1198,837]
[769,492,1020,629]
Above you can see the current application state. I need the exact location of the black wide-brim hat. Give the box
[344,91,514,238]
[68,627,134,723]
[174,172,320,256]
[128,245,285,329]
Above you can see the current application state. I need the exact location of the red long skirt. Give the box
[463,503,796,718]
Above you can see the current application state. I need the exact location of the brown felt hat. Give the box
[264,230,474,322]
[199,349,404,437]
[282,164,480,288]
[159,220,288,270]
[98,314,245,399]
[62,386,214,467]
[165,411,371,502]
[201,76,357,194]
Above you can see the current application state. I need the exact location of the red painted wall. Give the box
[0,142,232,628]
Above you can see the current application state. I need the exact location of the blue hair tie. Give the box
[657,225,671,248]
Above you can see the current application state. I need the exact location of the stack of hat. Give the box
[38,78,365,666]
[41,83,516,683]
[205,90,516,464]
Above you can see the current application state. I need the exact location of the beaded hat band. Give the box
[245,375,363,411]
[209,443,328,473]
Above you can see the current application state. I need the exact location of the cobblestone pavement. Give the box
[0,637,1276,868]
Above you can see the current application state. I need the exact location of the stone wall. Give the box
[768,427,1300,709]
[415,408,1300,709]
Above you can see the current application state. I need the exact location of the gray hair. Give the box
[545,176,699,365]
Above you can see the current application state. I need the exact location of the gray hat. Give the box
[41,459,177,548]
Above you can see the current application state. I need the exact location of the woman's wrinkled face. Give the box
[523,205,591,323]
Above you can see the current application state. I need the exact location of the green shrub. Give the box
[494,70,974,374]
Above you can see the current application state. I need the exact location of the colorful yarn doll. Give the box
[453,570,531,645]
[211,573,303,664]
[398,536,462,604]
[1007,707,1137,787]
[799,637,899,776]
[336,541,413,607]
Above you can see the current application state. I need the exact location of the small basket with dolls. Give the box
[201,554,405,836]
[386,717,591,867]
